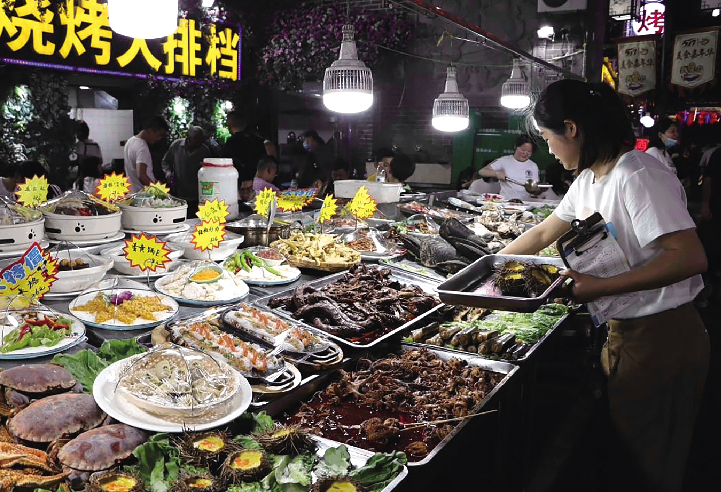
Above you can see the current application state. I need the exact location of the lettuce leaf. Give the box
[275,454,314,487]
[315,445,352,478]
[349,451,407,492]
[125,433,180,492]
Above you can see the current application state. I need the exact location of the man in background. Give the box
[162,126,210,216]
[253,156,280,193]
[224,110,267,189]
[124,116,168,193]
[301,130,334,172]
[76,120,104,169]
[368,147,395,181]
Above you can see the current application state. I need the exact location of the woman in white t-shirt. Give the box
[501,80,708,492]
[478,134,540,200]
[645,117,678,174]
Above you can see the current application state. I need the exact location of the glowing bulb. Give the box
[501,94,531,109]
[537,26,554,39]
[640,114,655,128]
[79,85,90,90]
[713,9,720,17]
[202,0,214,7]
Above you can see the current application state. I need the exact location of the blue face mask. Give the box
[663,137,677,148]
[302,141,310,151]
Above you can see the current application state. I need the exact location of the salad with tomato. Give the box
[1,312,72,353]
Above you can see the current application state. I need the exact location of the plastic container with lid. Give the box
[198,158,239,220]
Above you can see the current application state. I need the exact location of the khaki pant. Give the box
[602,303,709,492]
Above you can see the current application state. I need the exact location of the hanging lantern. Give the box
[432,66,469,132]
[323,25,374,114]
[500,59,531,109]
[108,0,179,40]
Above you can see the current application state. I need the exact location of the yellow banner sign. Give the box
[122,233,172,272]
[318,194,338,224]
[0,243,57,300]
[254,188,275,218]
[197,199,229,223]
[15,175,48,208]
[191,220,226,251]
[348,186,377,219]
[277,188,317,212]
[94,172,130,202]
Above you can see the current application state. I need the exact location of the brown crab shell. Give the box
[57,424,149,472]
[7,393,105,443]
[0,364,77,395]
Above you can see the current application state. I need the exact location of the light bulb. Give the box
[202,0,215,7]
[640,114,655,128]
[500,59,531,110]
[108,0,178,39]
[322,25,374,114]
[432,115,469,132]
[501,94,531,110]
[322,92,373,114]
[537,26,554,39]
[713,9,720,17]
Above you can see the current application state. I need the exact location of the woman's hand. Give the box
[559,269,608,303]
[495,170,507,181]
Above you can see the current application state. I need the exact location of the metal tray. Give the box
[436,254,566,312]
[401,310,572,364]
[254,266,444,349]
[263,343,518,467]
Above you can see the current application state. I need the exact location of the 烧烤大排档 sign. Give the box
[0,0,241,81]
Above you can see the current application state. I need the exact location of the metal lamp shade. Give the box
[108,0,179,40]
[323,25,374,114]
[432,66,469,132]
[500,59,531,109]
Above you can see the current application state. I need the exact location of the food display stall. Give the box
[0,184,577,492]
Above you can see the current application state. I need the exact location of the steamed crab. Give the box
[0,363,81,416]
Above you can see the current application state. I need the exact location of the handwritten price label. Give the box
[318,194,338,224]
[277,188,317,212]
[197,199,229,223]
[147,182,171,195]
[15,175,48,208]
[94,172,131,202]
[254,189,276,218]
[348,186,377,219]
[191,221,227,251]
[0,243,57,300]
[122,234,172,272]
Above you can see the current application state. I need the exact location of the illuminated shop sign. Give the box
[0,0,241,81]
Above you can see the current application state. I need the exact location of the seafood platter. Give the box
[117,186,188,232]
[436,254,567,312]
[271,232,361,272]
[0,309,86,359]
[397,200,474,222]
[341,228,406,261]
[257,264,443,348]
[69,288,180,329]
[0,197,45,253]
[223,248,302,285]
[40,191,122,241]
[154,262,250,305]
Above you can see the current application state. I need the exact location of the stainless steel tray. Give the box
[436,254,566,312]
[254,266,444,349]
[263,343,518,467]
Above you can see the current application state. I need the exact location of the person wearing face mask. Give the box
[300,130,334,173]
[501,80,708,492]
[478,134,540,200]
[646,117,679,175]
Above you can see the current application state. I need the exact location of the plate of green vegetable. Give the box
[0,310,86,359]
[223,250,302,286]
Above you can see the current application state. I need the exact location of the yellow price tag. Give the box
[94,172,131,202]
[191,221,227,251]
[254,189,276,218]
[122,233,172,272]
[197,199,229,223]
[348,186,377,219]
[147,182,171,195]
[0,243,57,300]
[318,194,338,224]
[277,188,317,212]
[15,175,48,208]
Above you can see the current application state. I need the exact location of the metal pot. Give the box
[226,216,292,247]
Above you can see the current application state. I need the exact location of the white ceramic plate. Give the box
[0,240,50,259]
[0,311,86,359]
[93,355,252,432]
[121,223,190,235]
[230,266,302,286]
[154,276,250,306]
[69,289,179,330]
[48,231,126,247]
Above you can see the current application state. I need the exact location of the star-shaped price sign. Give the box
[191,221,227,251]
[15,175,48,208]
[254,188,276,218]
[122,233,172,272]
[277,188,317,212]
[197,199,229,223]
[318,194,338,224]
[94,172,131,202]
[0,243,57,300]
[147,182,171,195]
[348,186,377,219]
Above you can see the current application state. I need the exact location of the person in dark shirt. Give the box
[223,110,267,185]
[301,130,334,172]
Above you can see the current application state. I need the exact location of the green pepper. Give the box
[240,252,252,272]
[261,261,281,277]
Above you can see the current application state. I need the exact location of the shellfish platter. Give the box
[154,263,250,306]
[69,288,180,330]
[0,310,86,359]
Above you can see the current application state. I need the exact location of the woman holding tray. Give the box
[500,79,709,492]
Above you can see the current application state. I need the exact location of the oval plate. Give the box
[0,310,86,359]
[69,289,179,330]
[231,267,302,286]
[154,277,250,306]
[93,356,252,433]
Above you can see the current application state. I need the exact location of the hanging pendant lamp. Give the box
[323,25,374,114]
[108,0,179,40]
[432,66,469,132]
[500,58,531,109]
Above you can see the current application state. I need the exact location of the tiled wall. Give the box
[74,109,134,165]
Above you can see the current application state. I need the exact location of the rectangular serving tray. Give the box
[254,266,445,349]
[436,254,566,312]
[263,343,519,467]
